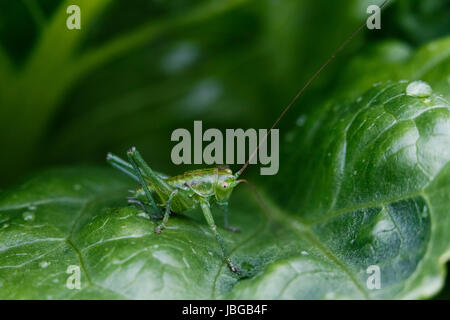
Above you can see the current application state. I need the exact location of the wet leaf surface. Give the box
[1,77,449,299]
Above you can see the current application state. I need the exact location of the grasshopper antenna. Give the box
[235,0,391,178]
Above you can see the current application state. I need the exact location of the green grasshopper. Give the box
[106,14,371,272]
[107,147,246,272]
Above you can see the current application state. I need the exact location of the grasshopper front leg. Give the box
[220,203,241,233]
[200,200,239,273]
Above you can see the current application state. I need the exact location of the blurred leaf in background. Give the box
[0,0,449,185]
[0,0,381,186]
[380,0,450,45]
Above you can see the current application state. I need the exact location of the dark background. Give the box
[0,0,448,186]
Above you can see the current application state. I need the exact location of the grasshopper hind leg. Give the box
[126,148,162,217]
[107,151,162,220]
[127,147,180,233]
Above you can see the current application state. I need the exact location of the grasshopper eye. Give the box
[221,183,228,188]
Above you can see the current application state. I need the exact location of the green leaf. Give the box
[0,167,297,299]
[240,80,450,299]
[1,78,449,299]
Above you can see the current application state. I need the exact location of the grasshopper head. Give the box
[215,169,241,204]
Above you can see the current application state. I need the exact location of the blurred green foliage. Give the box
[1,0,447,187]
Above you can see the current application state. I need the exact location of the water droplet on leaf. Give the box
[22,211,35,221]
[406,81,432,98]
[137,212,149,219]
